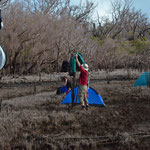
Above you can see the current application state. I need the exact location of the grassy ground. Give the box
[0,70,150,150]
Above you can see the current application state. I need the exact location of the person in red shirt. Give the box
[75,54,89,109]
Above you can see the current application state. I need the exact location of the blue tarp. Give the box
[134,72,150,87]
[60,86,68,94]
[61,86,105,106]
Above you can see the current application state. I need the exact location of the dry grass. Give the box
[0,70,150,150]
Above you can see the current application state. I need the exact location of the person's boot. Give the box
[81,105,85,109]
[86,104,89,110]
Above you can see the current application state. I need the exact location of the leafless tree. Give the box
[0,0,97,75]
[0,0,9,7]
[92,0,150,41]
[91,38,122,83]
[1,0,150,76]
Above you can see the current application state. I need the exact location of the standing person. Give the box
[75,54,89,109]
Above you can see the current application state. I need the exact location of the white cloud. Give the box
[92,0,111,19]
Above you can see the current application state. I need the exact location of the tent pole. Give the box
[71,74,76,108]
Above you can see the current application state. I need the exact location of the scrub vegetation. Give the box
[0,0,150,149]
[0,0,150,75]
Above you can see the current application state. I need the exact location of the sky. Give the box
[71,0,150,21]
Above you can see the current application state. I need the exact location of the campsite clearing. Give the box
[0,70,150,150]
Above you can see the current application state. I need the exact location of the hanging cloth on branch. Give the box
[68,52,85,76]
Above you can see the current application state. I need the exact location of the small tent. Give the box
[134,72,150,87]
[61,86,105,106]
[0,46,6,70]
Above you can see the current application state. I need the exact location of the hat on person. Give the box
[81,64,89,71]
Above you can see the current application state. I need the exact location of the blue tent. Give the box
[134,72,150,87]
[61,86,105,106]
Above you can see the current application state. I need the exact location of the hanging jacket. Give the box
[68,53,85,76]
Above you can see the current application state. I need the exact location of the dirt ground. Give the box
[0,70,150,150]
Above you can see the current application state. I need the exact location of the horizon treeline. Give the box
[0,0,150,75]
